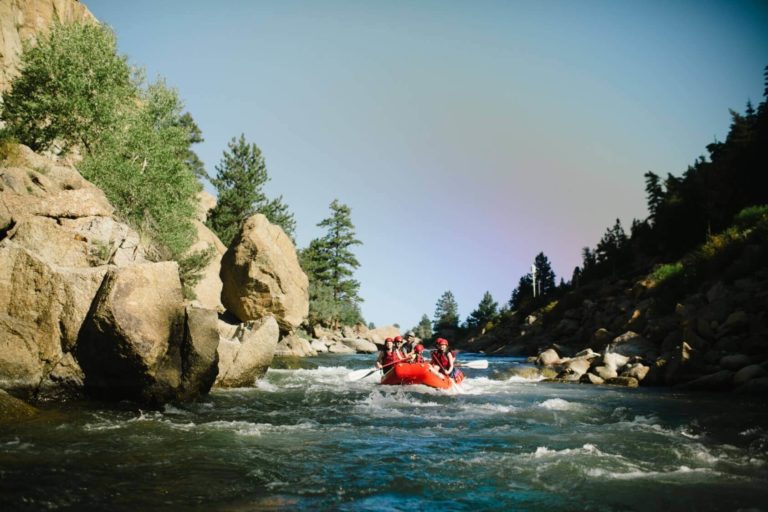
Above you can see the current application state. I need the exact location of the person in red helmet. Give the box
[409,343,426,363]
[376,338,400,370]
[429,338,456,379]
[393,335,407,360]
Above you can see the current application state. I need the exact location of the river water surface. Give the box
[1,354,767,511]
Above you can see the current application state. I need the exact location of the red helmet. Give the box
[436,338,449,346]
[394,336,403,342]
[414,344,424,353]
[385,337,394,343]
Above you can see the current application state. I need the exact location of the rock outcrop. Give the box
[77,262,219,403]
[220,214,309,332]
[215,316,279,387]
[0,0,97,93]
[0,146,146,397]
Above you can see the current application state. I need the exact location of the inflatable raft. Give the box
[380,362,463,389]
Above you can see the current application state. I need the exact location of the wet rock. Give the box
[606,376,639,388]
[0,389,38,424]
[215,316,279,387]
[180,306,220,399]
[573,348,599,359]
[733,365,767,386]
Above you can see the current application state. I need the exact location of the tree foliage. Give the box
[207,134,296,245]
[79,80,201,260]
[413,314,433,340]
[0,22,134,153]
[467,291,498,331]
[300,200,363,327]
[509,252,557,311]
[433,290,459,337]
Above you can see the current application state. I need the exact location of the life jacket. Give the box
[430,350,453,374]
[412,353,425,363]
[382,350,400,367]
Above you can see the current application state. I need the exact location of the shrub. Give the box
[0,22,134,153]
[650,262,684,283]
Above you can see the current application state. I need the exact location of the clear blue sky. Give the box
[85,0,767,330]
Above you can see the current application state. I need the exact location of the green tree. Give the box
[533,252,557,296]
[413,314,432,340]
[509,274,532,311]
[207,134,295,245]
[433,290,459,337]
[79,80,201,260]
[300,200,363,327]
[0,22,135,153]
[467,291,498,330]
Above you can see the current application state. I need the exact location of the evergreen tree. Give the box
[207,134,295,245]
[509,274,532,311]
[644,171,665,223]
[533,252,557,296]
[433,290,459,336]
[414,314,432,340]
[300,200,363,327]
[467,291,498,330]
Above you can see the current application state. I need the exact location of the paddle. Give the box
[346,359,401,382]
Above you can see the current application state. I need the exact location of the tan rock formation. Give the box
[77,262,219,403]
[275,334,315,357]
[220,214,309,332]
[215,316,279,387]
[0,0,97,93]
[187,219,226,311]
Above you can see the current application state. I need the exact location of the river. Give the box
[1,354,766,511]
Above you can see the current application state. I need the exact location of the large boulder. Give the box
[77,262,218,403]
[365,325,401,345]
[609,331,657,359]
[215,316,279,387]
[274,334,316,357]
[187,219,226,311]
[220,214,308,332]
[341,338,379,354]
[0,242,105,394]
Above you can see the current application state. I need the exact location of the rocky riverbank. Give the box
[465,251,768,393]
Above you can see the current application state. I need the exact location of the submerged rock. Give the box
[0,389,38,424]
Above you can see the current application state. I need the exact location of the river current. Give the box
[1,354,767,511]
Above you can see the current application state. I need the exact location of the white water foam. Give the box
[537,398,579,411]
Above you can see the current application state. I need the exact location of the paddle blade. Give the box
[460,360,489,369]
[347,368,379,382]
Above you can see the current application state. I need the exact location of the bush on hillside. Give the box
[0,22,134,153]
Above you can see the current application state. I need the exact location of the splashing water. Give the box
[1,354,766,511]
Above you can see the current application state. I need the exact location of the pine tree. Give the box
[207,134,295,245]
[467,291,498,330]
[509,274,532,311]
[433,290,459,337]
[414,314,432,340]
[300,200,363,327]
[644,171,665,223]
[533,252,556,296]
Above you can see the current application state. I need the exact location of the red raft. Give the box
[380,362,464,389]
